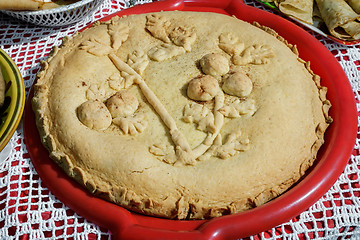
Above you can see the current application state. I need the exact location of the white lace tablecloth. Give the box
[0,0,359,239]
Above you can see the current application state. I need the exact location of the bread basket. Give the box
[0,0,104,27]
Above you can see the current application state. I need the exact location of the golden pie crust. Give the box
[32,11,332,219]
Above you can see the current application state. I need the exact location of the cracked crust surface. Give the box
[32,11,331,220]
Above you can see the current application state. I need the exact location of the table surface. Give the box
[0,0,360,239]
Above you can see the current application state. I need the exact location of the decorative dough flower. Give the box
[222,71,253,97]
[199,53,230,77]
[77,100,112,130]
[187,75,219,101]
[105,90,139,118]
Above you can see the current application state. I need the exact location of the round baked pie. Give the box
[32,11,332,219]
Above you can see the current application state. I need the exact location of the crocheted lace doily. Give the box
[0,0,359,239]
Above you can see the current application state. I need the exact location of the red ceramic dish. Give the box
[24,0,358,239]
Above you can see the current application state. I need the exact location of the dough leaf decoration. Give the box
[149,144,177,164]
[147,43,185,62]
[145,15,197,58]
[113,114,148,135]
[218,104,240,118]
[198,131,250,161]
[149,143,169,156]
[233,44,275,65]
[120,71,137,89]
[169,25,197,52]
[126,50,149,75]
[86,84,106,101]
[219,98,257,118]
[216,131,250,159]
[218,32,245,56]
[183,103,215,133]
[145,14,171,43]
[108,73,123,91]
[108,20,129,50]
[80,37,113,56]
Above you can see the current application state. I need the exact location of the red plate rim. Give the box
[24,0,358,239]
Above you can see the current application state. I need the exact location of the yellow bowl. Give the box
[0,49,25,152]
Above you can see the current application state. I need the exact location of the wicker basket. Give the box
[0,0,104,27]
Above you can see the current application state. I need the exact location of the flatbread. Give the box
[275,0,314,24]
[32,11,331,219]
[347,0,360,14]
[316,0,360,40]
[0,0,78,11]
